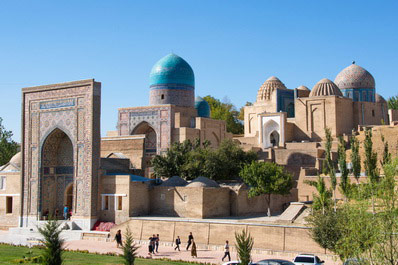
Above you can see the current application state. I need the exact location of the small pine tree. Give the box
[324,128,337,211]
[235,229,254,265]
[38,219,65,265]
[121,227,139,265]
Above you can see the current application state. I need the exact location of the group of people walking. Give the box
[148,234,160,254]
[115,230,231,261]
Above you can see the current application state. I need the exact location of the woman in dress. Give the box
[191,239,197,258]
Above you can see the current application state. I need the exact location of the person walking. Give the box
[155,234,160,252]
[148,236,153,255]
[174,236,181,251]
[186,232,194,250]
[151,234,156,254]
[191,239,197,258]
[221,240,231,261]
[63,205,69,220]
[114,230,123,248]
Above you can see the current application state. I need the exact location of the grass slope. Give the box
[0,244,197,265]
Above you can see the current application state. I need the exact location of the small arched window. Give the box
[161,94,164,100]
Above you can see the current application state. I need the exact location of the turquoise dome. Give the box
[195,96,210,118]
[149,54,195,87]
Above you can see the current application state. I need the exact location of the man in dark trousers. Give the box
[221,240,231,261]
[186,232,194,250]
[175,235,181,251]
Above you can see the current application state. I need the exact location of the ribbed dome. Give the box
[375,93,386,103]
[257,76,287,102]
[334,64,375,90]
[149,54,195,87]
[297,85,310,91]
[194,96,211,118]
[310,78,343,97]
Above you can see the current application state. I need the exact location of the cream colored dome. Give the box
[9,152,21,168]
[256,76,287,102]
[186,176,219,188]
[310,78,343,97]
[297,85,310,91]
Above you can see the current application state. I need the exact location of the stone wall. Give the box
[0,172,21,228]
[110,218,326,254]
[101,136,144,169]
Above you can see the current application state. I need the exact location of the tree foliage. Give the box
[237,101,253,121]
[121,227,139,265]
[338,137,350,200]
[38,219,65,265]
[350,133,361,183]
[388,95,398,110]
[240,161,293,216]
[381,134,391,166]
[203,95,244,134]
[152,139,257,180]
[0,117,18,166]
[235,229,254,265]
[305,175,333,214]
[308,157,398,264]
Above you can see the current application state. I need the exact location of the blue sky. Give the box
[0,1,397,141]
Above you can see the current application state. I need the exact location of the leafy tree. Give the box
[38,219,65,265]
[240,161,293,216]
[307,209,343,254]
[381,134,391,166]
[387,95,398,110]
[324,128,337,211]
[121,227,139,265]
[152,139,257,181]
[364,129,379,213]
[305,175,333,215]
[338,137,350,201]
[203,95,244,134]
[0,117,18,166]
[237,101,253,121]
[235,229,254,265]
[350,134,361,183]
[151,140,195,178]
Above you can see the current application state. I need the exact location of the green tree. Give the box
[324,128,337,211]
[381,134,391,166]
[350,134,361,183]
[364,129,379,214]
[338,137,350,201]
[240,161,293,216]
[203,95,244,134]
[121,227,139,265]
[0,117,18,166]
[152,139,257,181]
[387,95,398,110]
[307,209,342,254]
[38,219,65,265]
[151,140,194,178]
[235,229,254,265]
[305,175,333,215]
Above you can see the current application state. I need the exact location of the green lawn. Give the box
[0,244,200,265]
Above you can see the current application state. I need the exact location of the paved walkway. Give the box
[64,240,340,265]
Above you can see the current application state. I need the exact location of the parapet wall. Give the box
[111,218,326,254]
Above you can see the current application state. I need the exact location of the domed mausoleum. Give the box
[149,53,195,107]
[334,63,376,102]
[194,96,211,118]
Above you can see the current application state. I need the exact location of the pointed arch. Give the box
[40,128,74,218]
[131,121,157,155]
[262,119,280,148]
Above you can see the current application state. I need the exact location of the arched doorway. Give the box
[132,122,157,155]
[270,131,280,147]
[65,183,73,211]
[40,128,74,219]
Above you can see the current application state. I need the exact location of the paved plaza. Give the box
[0,230,339,264]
